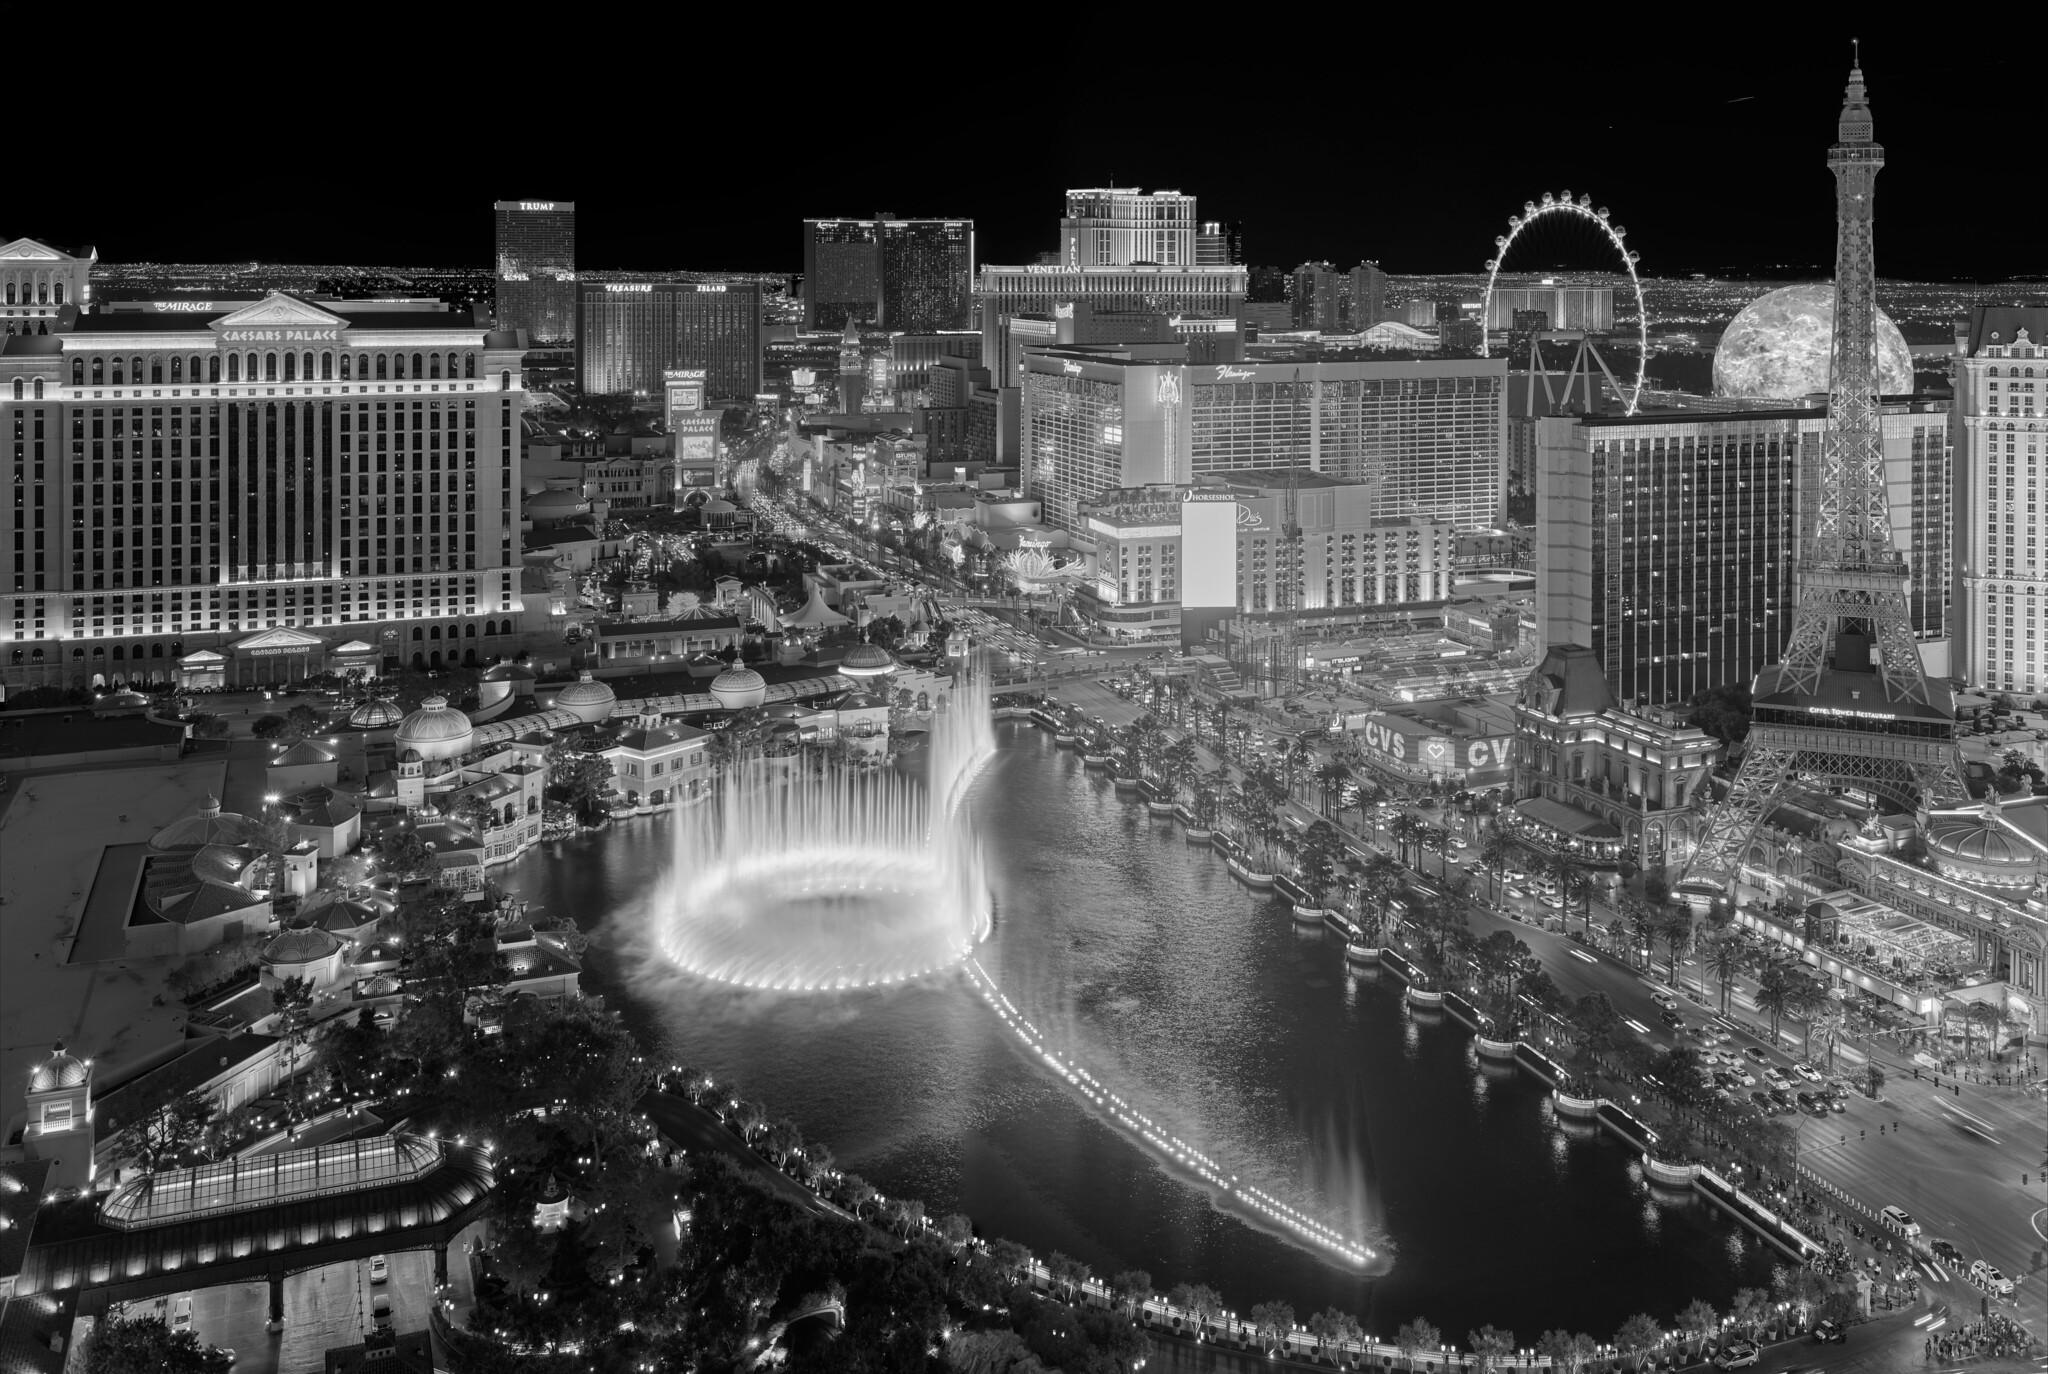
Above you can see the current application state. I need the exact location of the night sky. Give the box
[25,30,2039,282]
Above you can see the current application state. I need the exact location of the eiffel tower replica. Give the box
[1676,47,1967,909]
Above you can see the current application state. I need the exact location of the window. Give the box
[72,358,83,386]
[227,354,240,382]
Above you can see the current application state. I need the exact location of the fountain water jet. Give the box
[651,668,997,990]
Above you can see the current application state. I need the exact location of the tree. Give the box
[121,1091,216,1173]
[1728,1287,1770,1339]
[1468,1326,1515,1374]
[1613,1313,1665,1371]
[1296,820,1343,906]
[1249,1301,1296,1354]
[1651,905,1694,987]
[1539,1330,1597,1374]
[1397,1318,1443,1371]
[1044,1250,1089,1303]
[1754,957,1797,1045]
[317,1007,387,1101]
[86,1316,229,1374]
[1678,1299,1719,1359]
[1706,933,1748,1015]
[1861,1061,1886,1098]
[251,713,287,739]
[284,703,324,738]
[1962,998,2003,1061]
[1688,683,1753,746]
[1109,1268,1152,1319]
[374,823,434,881]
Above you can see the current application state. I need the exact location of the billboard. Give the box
[673,413,720,473]
[1180,490,1238,610]
[665,368,707,422]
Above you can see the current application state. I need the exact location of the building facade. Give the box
[1349,262,1388,330]
[492,201,576,344]
[0,293,528,692]
[1059,188,1197,267]
[1951,306,2048,698]
[2,237,94,336]
[802,217,974,332]
[1508,643,1721,870]
[1020,347,1190,536]
[1538,404,1954,708]
[976,265,1247,358]
[575,282,763,400]
[1185,357,1507,527]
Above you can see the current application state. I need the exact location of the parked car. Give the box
[372,1291,393,1328]
[1712,1341,1760,1369]
[370,1254,388,1284]
[171,1296,193,1334]
[1811,1320,1846,1344]
[1881,1205,1922,1238]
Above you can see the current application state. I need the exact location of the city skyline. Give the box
[21,37,2043,283]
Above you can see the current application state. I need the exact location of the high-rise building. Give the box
[1059,188,1197,266]
[801,217,974,332]
[1951,304,2048,697]
[1348,262,1388,330]
[575,282,763,400]
[1290,262,1341,332]
[1020,349,1506,536]
[1186,357,1506,527]
[1196,221,1242,266]
[974,264,1246,369]
[1539,400,1953,707]
[1677,55,1966,906]
[493,200,576,343]
[1,237,95,335]
[1536,410,1806,709]
[1020,345,1191,535]
[0,293,528,692]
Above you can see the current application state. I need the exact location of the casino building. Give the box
[575,281,762,401]
[0,292,529,692]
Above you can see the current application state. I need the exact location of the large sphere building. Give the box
[393,696,474,762]
[1713,283,1912,399]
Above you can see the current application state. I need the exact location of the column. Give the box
[268,1270,285,1326]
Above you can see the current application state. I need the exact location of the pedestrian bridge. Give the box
[16,1133,493,1320]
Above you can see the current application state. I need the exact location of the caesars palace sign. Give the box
[220,328,341,343]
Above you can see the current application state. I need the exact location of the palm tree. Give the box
[1706,934,1747,1015]
[1549,853,1592,933]
[1754,959,1797,1046]
[1315,759,1350,819]
[1478,828,1512,903]
[1360,854,1403,942]
[1960,998,2002,1061]
[1389,813,1420,870]
[1652,904,1695,987]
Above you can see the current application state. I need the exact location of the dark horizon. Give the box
[19,32,2043,284]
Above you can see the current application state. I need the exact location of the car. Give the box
[1811,1320,1846,1344]
[1660,1009,1686,1029]
[1881,1205,1921,1237]
[1651,991,1678,1009]
[1796,1093,1829,1116]
[372,1290,393,1327]
[1543,895,1564,909]
[1743,1046,1771,1065]
[1733,1067,1758,1086]
[1712,1341,1760,1369]
[1750,1091,1775,1111]
[219,1351,238,1368]
[1763,1069,1790,1090]
[170,1296,193,1334]
[1969,1260,2014,1297]
[370,1254,388,1284]
[1827,1094,1847,1113]
[1793,1063,1823,1082]
[1931,1239,1965,1265]
[1768,1087,1795,1111]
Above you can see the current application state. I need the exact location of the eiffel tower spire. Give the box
[1676,48,1967,906]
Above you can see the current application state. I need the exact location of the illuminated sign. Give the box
[501,271,530,281]
[1053,303,1076,320]
[1359,720,1412,760]
[1809,706,1897,721]
[153,301,218,313]
[220,328,338,343]
[1466,738,1514,769]
[695,284,728,293]
[1062,361,1084,376]
[1234,504,1264,528]
[519,201,557,212]
[604,284,653,293]
[1181,490,1237,503]
[1214,365,1256,382]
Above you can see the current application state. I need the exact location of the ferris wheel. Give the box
[1482,191,1648,416]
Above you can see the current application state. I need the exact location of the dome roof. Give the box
[1713,284,1912,400]
[348,697,405,729]
[553,672,617,724]
[709,666,767,710]
[395,696,475,761]
[841,642,897,677]
[28,1043,89,1093]
[150,796,262,852]
[263,928,342,965]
